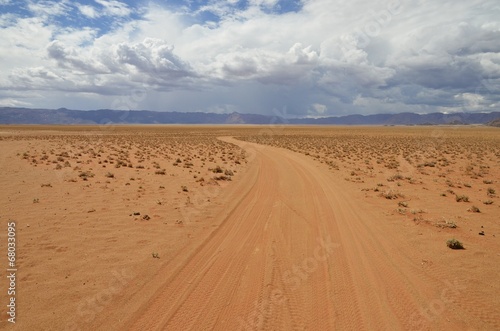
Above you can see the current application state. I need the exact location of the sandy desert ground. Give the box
[0,125,499,330]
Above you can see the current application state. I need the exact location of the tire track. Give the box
[93,136,488,331]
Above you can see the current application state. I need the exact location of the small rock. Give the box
[133,212,140,216]
[143,214,150,221]
[479,231,485,235]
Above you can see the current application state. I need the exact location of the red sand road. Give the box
[90,137,500,330]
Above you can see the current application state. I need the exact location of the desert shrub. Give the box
[455,194,469,202]
[214,175,231,181]
[423,161,436,167]
[212,166,223,173]
[388,173,404,182]
[398,201,408,207]
[468,205,480,213]
[487,187,496,195]
[380,190,404,200]
[446,238,464,250]
[79,171,95,179]
[436,221,457,229]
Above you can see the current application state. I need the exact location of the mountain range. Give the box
[0,107,499,126]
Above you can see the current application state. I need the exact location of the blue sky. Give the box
[0,0,499,117]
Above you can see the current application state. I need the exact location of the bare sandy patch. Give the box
[0,125,499,330]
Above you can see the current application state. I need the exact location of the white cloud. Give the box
[0,97,32,107]
[76,4,99,19]
[95,0,131,17]
[454,92,487,111]
[0,0,499,115]
[27,0,70,18]
[115,38,192,78]
[0,13,17,28]
[200,43,318,85]
[308,103,327,116]
[76,1,132,19]
[55,27,98,46]
[248,0,280,9]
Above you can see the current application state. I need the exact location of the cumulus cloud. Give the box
[0,0,499,115]
[202,43,318,85]
[116,38,191,76]
[47,40,108,74]
[33,36,191,96]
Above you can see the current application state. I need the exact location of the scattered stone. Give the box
[143,214,150,221]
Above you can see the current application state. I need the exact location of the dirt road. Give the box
[92,137,497,330]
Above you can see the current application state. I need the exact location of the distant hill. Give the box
[0,107,499,125]
[287,112,500,125]
[486,118,500,127]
